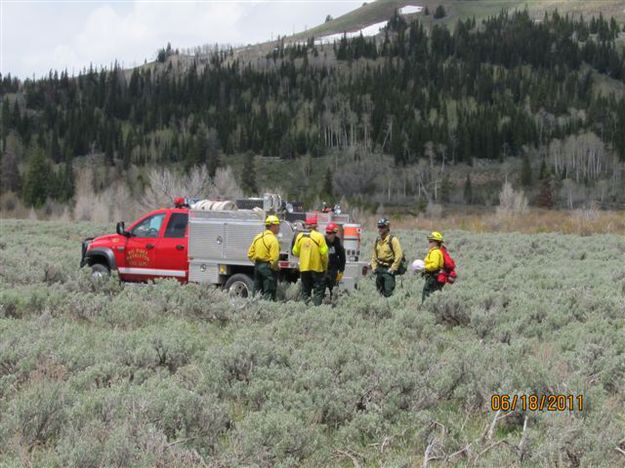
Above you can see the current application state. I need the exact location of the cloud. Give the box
[2,1,359,78]
[3,1,248,77]
[66,2,247,69]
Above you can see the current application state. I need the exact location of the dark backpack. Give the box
[384,235,407,275]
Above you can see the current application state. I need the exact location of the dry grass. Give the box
[3,200,623,236]
[385,208,625,236]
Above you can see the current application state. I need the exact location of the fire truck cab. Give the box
[80,194,367,297]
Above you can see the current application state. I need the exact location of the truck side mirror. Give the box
[116,221,130,237]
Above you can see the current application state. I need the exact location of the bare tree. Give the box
[550,132,612,183]
[74,166,137,223]
[334,158,378,197]
[211,166,242,199]
[496,181,528,216]
[139,166,213,211]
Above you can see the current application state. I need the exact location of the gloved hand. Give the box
[336,272,344,282]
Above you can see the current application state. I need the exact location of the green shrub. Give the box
[425,295,471,327]
[234,410,321,464]
[3,381,69,449]
[1,221,625,465]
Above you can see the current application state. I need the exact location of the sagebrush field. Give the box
[0,219,624,466]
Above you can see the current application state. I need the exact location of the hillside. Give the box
[287,0,625,43]
[229,0,625,62]
[2,8,625,221]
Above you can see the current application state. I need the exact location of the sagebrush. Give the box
[0,219,624,466]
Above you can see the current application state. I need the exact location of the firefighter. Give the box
[247,215,281,301]
[292,216,328,306]
[323,222,346,299]
[371,218,403,297]
[422,231,445,303]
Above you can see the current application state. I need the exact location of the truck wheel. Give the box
[224,273,254,299]
[91,263,110,279]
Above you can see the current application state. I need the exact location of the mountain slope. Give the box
[289,0,625,42]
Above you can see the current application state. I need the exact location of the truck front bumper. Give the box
[80,238,93,267]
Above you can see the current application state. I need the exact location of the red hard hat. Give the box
[305,216,318,226]
[326,222,339,233]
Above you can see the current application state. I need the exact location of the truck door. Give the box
[154,211,189,281]
[120,212,166,281]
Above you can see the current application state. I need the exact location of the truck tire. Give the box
[91,263,110,279]
[224,273,254,299]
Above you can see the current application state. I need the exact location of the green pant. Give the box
[375,267,395,297]
[422,273,444,303]
[300,271,325,306]
[254,262,277,301]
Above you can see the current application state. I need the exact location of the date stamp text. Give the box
[490,394,584,412]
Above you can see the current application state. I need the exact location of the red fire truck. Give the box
[80,194,367,297]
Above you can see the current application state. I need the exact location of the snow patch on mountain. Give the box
[315,20,388,44]
[399,5,423,15]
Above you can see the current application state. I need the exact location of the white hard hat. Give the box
[411,259,425,272]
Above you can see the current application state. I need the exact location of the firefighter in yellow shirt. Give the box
[422,231,445,303]
[247,215,281,301]
[371,218,403,297]
[292,216,329,306]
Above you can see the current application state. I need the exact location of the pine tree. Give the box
[186,127,209,169]
[536,175,554,208]
[433,5,446,20]
[0,147,21,193]
[49,129,62,163]
[322,167,334,199]
[538,158,548,180]
[206,128,221,177]
[1,99,11,146]
[520,154,532,187]
[21,147,50,207]
[535,161,554,208]
[440,172,452,203]
[463,174,473,204]
[57,162,75,201]
[241,151,258,195]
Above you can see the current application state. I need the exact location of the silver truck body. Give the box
[187,206,366,291]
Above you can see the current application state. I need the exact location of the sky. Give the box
[1,0,362,79]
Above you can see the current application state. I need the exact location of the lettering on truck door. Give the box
[120,212,165,281]
[154,211,189,281]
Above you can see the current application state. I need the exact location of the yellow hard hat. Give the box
[427,231,444,242]
[265,215,280,225]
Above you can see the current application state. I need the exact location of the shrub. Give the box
[425,295,471,327]
[234,410,320,464]
[3,381,69,449]
[1,220,625,465]
[139,380,230,447]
